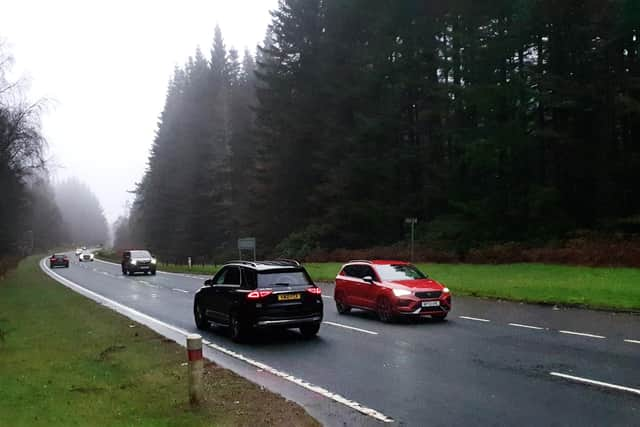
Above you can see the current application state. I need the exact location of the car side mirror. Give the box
[363,276,374,284]
[204,279,213,286]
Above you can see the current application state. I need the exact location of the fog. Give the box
[0,0,277,224]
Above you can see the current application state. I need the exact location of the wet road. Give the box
[42,255,640,426]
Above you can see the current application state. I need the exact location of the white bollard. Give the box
[187,334,203,405]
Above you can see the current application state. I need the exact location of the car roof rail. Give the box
[226,260,257,267]
[347,259,372,264]
[274,258,301,266]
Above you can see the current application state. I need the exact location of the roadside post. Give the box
[186,334,203,405]
[187,256,192,270]
[404,218,418,262]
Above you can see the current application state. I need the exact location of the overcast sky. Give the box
[1,0,277,224]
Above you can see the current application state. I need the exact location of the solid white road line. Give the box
[624,339,640,345]
[172,288,189,293]
[459,316,490,322]
[40,258,393,423]
[323,321,378,335]
[321,295,333,299]
[508,323,545,330]
[559,330,606,339]
[550,372,640,396]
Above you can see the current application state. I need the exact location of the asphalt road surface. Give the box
[43,254,640,426]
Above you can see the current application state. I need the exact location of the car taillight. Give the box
[307,287,321,295]
[247,290,273,300]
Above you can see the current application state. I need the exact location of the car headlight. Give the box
[443,287,450,293]
[392,289,412,297]
[151,258,157,264]
[131,260,137,265]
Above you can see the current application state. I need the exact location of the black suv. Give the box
[121,250,157,275]
[193,260,323,342]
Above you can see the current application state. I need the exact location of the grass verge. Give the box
[0,257,319,427]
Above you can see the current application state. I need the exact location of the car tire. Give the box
[122,266,126,275]
[128,269,134,276]
[335,298,351,314]
[377,297,395,323]
[194,301,208,330]
[151,270,156,276]
[299,323,320,338]
[229,313,247,343]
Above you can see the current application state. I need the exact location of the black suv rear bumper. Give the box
[255,315,322,328]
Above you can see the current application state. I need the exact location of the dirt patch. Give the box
[199,362,320,427]
[69,385,104,394]
[98,345,126,360]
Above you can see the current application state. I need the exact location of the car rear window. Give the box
[375,264,427,281]
[257,269,312,288]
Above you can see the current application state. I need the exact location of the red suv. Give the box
[334,260,451,322]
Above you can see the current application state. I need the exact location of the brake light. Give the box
[247,290,273,300]
[307,287,321,295]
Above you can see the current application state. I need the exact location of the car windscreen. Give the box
[375,264,427,281]
[130,250,151,258]
[257,269,312,288]
[53,255,65,260]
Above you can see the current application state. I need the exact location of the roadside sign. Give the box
[238,237,256,261]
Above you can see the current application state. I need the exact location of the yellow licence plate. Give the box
[278,293,301,301]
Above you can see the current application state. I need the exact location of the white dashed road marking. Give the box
[624,339,640,345]
[172,288,189,293]
[550,372,640,396]
[40,258,394,424]
[459,316,491,322]
[322,295,333,299]
[323,321,378,335]
[559,330,606,339]
[508,323,545,330]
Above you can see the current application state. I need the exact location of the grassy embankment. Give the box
[0,257,319,427]
[97,250,640,311]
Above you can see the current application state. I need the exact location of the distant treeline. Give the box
[0,46,109,257]
[0,46,64,256]
[119,1,640,261]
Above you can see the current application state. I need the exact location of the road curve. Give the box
[42,255,640,426]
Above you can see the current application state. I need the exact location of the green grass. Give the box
[304,262,640,311]
[417,263,640,311]
[97,251,640,311]
[0,257,319,427]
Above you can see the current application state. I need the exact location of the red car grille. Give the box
[415,291,442,299]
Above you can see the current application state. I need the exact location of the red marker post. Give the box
[187,334,203,405]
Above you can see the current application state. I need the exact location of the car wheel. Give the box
[335,298,351,314]
[377,297,395,323]
[194,301,207,330]
[229,313,247,343]
[151,270,156,276]
[299,322,320,338]
[128,269,134,276]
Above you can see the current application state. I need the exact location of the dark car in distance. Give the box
[121,250,157,275]
[49,254,69,268]
[193,260,323,342]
